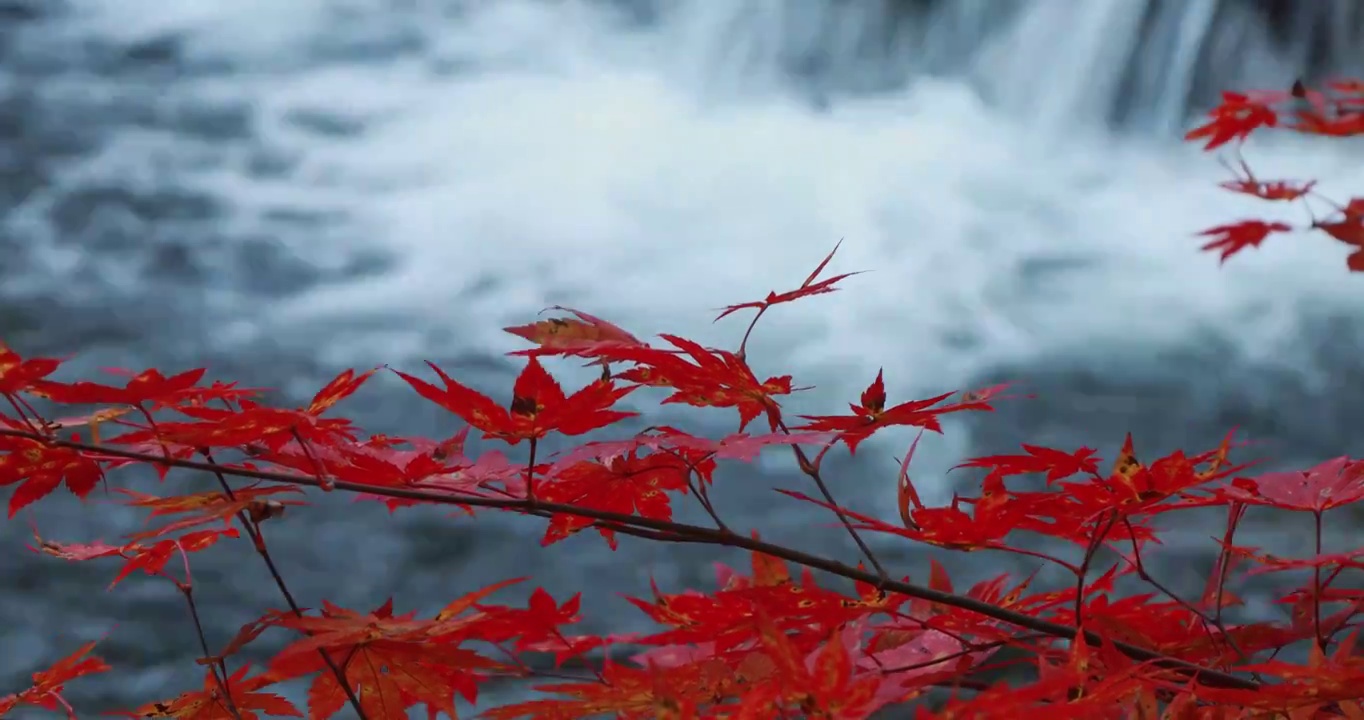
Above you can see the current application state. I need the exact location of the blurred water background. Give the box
[3,0,1364,715]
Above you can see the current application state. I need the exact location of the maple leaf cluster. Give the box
[2,82,1364,720]
[1186,80,1364,271]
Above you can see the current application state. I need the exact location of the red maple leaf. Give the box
[795,370,994,454]
[36,368,207,407]
[538,451,694,550]
[781,488,1015,552]
[610,335,794,432]
[680,430,836,463]
[481,660,712,720]
[301,368,378,415]
[1217,156,1316,201]
[0,641,110,719]
[168,380,267,409]
[1220,177,1316,201]
[0,436,105,517]
[395,357,637,445]
[261,432,490,509]
[737,614,883,718]
[268,600,497,720]
[1221,543,1364,576]
[153,408,344,453]
[1185,91,1282,149]
[504,305,647,366]
[515,332,797,432]
[118,485,304,541]
[114,665,299,720]
[161,368,376,451]
[31,527,241,588]
[1007,437,1250,540]
[267,584,573,720]
[954,444,1101,484]
[96,428,204,481]
[0,343,62,395]
[1198,631,1364,712]
[108,529,241,589]
[713,240,863,321]
[1219,456,1364,513]
[466,587,587,654]
[29,532,128,562]
[551,428,832,472]
[1291,108,1364,137]
[1197,220,1293,263]
[1314,198,1364,272]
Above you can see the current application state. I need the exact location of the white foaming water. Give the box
[59,0,1364,422]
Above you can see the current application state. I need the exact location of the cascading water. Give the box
[637,0,1362,131]
[2,0,1364,712]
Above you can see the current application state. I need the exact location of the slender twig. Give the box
[171,540,245,720]
[526,437,539,504]
[288,427,334,491]
[656,444,730,533]
[684,473,728,531]
[779,419,888,581]
[485,640,597,684]
[878,634,1046,675]
[733,307,768,360]
[1212,502,1246,627]
[1074,511,1120,626]
[3,393,42,433]
[200,449,370,720]
[1314,509,1326,652]
[1118,518,1248,666]
[133,403,173,462]
[179,588,244,720]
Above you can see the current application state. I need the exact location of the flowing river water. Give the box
[3,0,1364,713]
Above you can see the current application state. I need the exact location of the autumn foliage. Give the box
[1188,80,1364,270]
[3,81,1364,720]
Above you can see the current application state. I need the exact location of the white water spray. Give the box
[38,0,1364,395]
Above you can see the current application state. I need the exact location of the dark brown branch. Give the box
[2,427,1261,692]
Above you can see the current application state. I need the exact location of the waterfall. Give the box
[637,0,1364,132]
